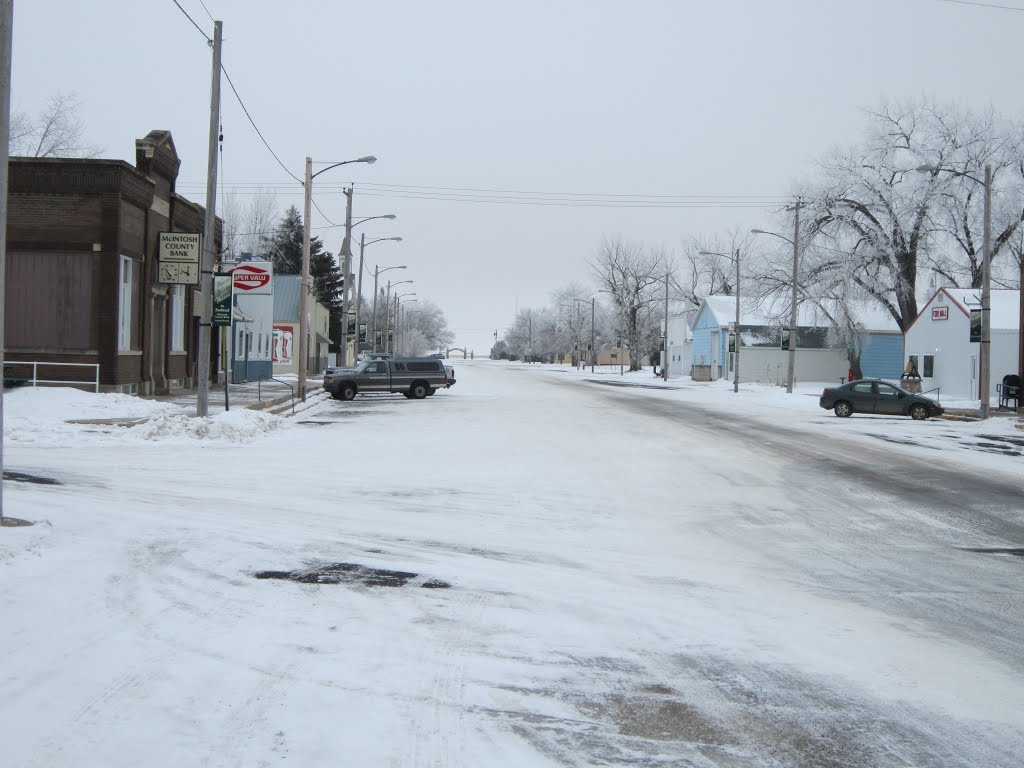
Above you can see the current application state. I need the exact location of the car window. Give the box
[851,383,874,394]
[876,383,900,398]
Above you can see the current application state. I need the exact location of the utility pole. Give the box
[355,233,366,359]
[733,248,741,394]
[298,156,312,401]
[338,187,353,365]
[786,199,801,394]
[0,0,12,523]
[196,20,223,417]
[590,296,595,373]
[980,164,992,418]
[662,270,669,381]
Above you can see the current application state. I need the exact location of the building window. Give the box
[923,355,934,378]
[119,256,133,350]
[170,285,185,351]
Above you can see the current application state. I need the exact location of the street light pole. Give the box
[786,200,801,394]
[981,164,992,418]
[298,154,376,400]
[663,270,669,381]
[734,248,740,393]
[916,164,992,417]
[371,263,406,352]
[299,156,313,401]
[338,187,354,366]
[591,296,595,373]
[699,248,742,393]
[355,233,400,358]
[384,280,413,353]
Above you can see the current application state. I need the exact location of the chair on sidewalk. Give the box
[997,374,1021,411]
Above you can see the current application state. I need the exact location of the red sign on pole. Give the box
[232,263,272,292]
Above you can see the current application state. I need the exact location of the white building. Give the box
[664,314,693,379]
[903,287,1020,402]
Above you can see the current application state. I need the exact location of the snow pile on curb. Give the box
[4,386,187,422]
[131,409,289,443]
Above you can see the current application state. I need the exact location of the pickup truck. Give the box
[323,356,452,400]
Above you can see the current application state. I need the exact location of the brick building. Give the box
[4,130,221,394]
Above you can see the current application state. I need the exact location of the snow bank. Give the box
[2,387,288,444]
[130,409,289,443]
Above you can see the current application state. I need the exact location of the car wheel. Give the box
[426,387,436,396]
[833,401,853,418]
[910,403,928,420]
[340,384,357,401]
[410,382,429,399]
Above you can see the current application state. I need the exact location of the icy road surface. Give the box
[2,361,1023,767]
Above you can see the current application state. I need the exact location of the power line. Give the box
[220,65,303,186]
[176,183,789,209]
[937,0,1024,9]
[197,0,216,22]
[168,0,211,42]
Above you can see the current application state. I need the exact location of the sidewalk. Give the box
[142,375,327,416]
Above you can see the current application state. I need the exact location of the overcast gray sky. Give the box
[13,0,1023,354]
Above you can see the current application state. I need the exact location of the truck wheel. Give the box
[410,382,429,399]
[426,387,436,396]
[340,384,357,401]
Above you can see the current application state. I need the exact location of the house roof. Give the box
[922,287,1021,331]
[699,295,828,328]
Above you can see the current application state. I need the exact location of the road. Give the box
[4,361,1023,767]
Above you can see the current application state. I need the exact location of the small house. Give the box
[903,287,1020,402]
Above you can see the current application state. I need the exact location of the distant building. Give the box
[690,295,848,385]
[5,130,221,394]
[271,275,332,376]
[904,287,1020,401]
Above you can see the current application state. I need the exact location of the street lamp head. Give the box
[382,214,397,220]
[915,164,937,173]
[750,229,769,235]
[390,237,403,242]
[357,155,377,165]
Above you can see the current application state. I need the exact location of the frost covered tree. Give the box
[795,100,1024,333]
[401,299,455,355]
[589,237,672,371]
[9,92,101,158]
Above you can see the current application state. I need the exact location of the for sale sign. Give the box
[232,262,273,294]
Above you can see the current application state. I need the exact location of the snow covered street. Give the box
[2,362,1023,767]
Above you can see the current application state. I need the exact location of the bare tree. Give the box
[9,92,101,158]
[402,299,455,354]
[922,111,1024,290]
[796,100,970,332]
[589,236,670,371]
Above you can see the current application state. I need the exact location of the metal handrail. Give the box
[4,361,100,392]
[922,386,941,400]
[257,376,295,414]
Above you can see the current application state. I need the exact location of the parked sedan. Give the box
[819,379,944,420]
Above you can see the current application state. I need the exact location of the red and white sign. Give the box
[931,306,949,321]
[232,262,273,294]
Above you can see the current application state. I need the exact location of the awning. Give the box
[315,332,334,345]
[232,306,255,322]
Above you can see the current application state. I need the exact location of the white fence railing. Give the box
[4,361,101,393]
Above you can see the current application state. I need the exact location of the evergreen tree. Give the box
[265,206,345,351]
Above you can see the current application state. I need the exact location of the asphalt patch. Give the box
[253,561,450,588]
[3,470,61,485]
[961,547,1024,557]
[587,379,683,391]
